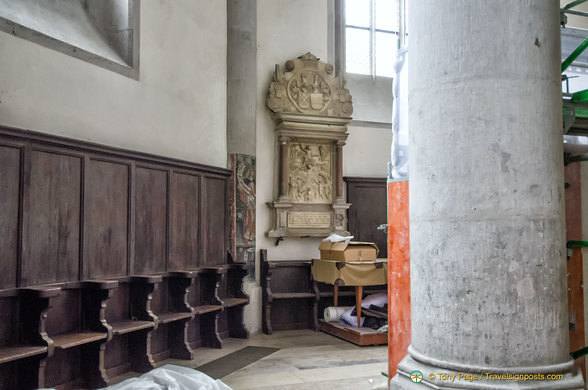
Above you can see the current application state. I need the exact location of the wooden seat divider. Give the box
[260,249,318,335]
[43,280,117,389]
[102,275,161,382]
[0,287,60,390]
[217,258,250,340]
[150,272,196,362]
[188,268,224,349]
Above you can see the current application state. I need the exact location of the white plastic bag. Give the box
[100,364,232,390]
[391,48,409,179]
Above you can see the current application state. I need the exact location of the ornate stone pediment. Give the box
[267,52,353,118]
[266,53,353,239]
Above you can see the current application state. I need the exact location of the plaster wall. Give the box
[0,0,227,167]
[344,124,392,178]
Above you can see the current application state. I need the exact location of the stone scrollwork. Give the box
[267,52,352,118]
[266,53,352,238]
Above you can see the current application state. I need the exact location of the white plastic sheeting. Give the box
[391,48,409,179]
[100,364,232,390]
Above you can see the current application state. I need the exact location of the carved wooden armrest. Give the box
[199,268,223,307]
[80,280,118,337]
[19,287,62,354]
[164,272,194,313]
[129,276,162,323]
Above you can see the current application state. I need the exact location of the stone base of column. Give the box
[390,348,584,390]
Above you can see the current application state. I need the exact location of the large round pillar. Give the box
[391,1,584,388]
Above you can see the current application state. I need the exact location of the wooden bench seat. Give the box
[43,280,117,389]
[103,276,161,379]
[221,297,250,307]
[110,320,154,335]
[0,345,47,365]
[193,304,223,315]
[260,250,318,335]
[51,332,108,350]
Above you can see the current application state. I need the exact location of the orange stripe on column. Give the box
[388,179,410,379]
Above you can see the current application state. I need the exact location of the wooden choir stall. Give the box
[0,126,249,390]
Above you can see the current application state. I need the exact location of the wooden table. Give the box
[311,258,387,328]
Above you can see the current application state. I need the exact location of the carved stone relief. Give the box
[288,142,332,203]
[266,53,353,238]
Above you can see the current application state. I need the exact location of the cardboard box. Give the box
[318,241,379,261]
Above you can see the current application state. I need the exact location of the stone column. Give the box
[278,136,289,201]
[391,1,584,389]
[227,0,261,334]
[335,141,344,201]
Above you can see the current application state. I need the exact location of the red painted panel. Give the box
[387,180,410,379]
[565,162,585,379]
[565,163,582,241]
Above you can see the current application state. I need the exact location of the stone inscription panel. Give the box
[287,212,331,228]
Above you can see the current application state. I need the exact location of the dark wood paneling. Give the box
[84,159,129,279]
[203,177,227,266]
[0,298,17,345]
[105,284,130,323]
[0,126,230,290]
[0,146,21,289]
[44,349,82,389]
[104,336,129,373]
[134,167,168,274]
[23,150,81,286]
[345,177,388,258]
[45,290,81,335]
[169,172,200,270]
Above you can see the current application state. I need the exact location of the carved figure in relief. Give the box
[288,142,332,203]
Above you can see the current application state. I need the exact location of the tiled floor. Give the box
[164,329,389,390]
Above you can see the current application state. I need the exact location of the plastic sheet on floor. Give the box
[100,364,232,390]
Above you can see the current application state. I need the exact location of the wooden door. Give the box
[345,177,387,258]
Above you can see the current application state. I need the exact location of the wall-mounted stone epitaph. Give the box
[266,53,352,238]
